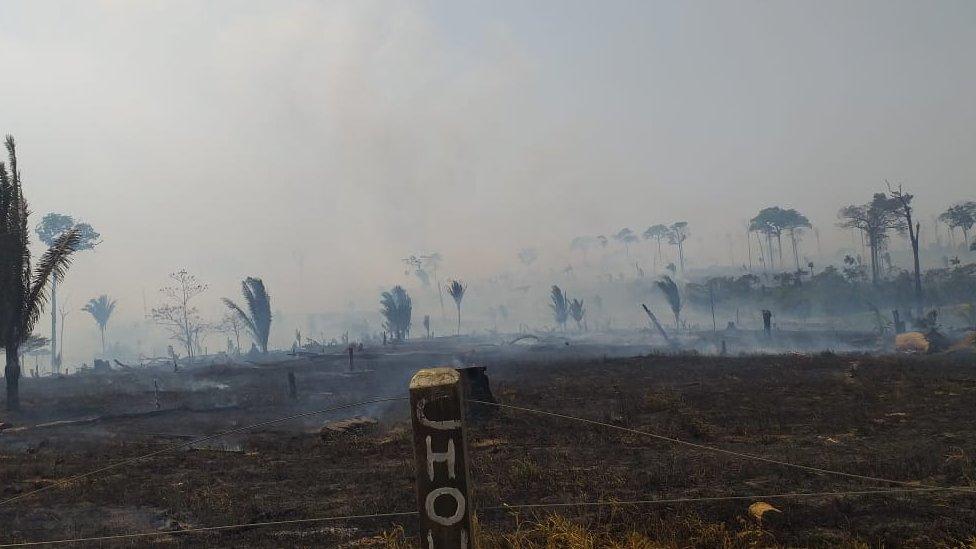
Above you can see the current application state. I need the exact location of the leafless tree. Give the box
[150,270,208,358]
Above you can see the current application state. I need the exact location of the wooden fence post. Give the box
[409,368,475,548]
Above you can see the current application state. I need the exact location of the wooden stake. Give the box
[409,368,475,548]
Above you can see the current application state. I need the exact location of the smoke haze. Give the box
[1,1,974,360]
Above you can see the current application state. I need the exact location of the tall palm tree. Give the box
[82,295,117,354]
[655,275,682,330]
[446,280,466,336]
[1,135,80,410]
[222,277,272,352]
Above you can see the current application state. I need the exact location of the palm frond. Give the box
[446,280,466,305]
[550,285,569,326]
[222,297,258,342]
[82,295,117,329]
[24,228,80,338]
[655,275,682,317]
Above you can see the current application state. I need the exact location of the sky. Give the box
[1,1,974,358]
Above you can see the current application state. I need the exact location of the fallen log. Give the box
[641,304,675,346]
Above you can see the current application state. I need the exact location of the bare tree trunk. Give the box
[910,222,922,315]
[456,304,461,336]
[100,326,106,355]
[434,267,445,320]
[50,279,57,374]
[6,346,20,411]
[790,229,801,272]
[746,230,752,271]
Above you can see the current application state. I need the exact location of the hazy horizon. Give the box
[2,1,974,363]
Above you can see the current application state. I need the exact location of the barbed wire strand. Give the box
[0,486,965,547]
[0,511,418,548]
[0,396,408,508]
[469,400,976,495]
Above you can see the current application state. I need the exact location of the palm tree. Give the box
[446,280,466,336]
[380,286,412,341]
[550,285,569,331]
[82,295,117,354]
[939,201,976,248]
[655,275,682,330]
[569,298,585,331]
[613,228,638,257]
[1,135,81,410]
[222,277,272,352]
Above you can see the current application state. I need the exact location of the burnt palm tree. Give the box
[1,135,80,410]
[569,298,585,331]
[380,285,412,341]
[446,280,466,336]
[550,285,569,331]
[223,277,273,352]
[655,275,682,330]
[82,295,117,354]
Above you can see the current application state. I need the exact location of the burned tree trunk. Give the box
[5,346,20,411]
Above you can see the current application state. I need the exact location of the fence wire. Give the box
[469,399,976,495]
[0,486,968,547]
[0,396,408,507]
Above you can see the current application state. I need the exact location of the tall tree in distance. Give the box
[888,182,923,314]
[781,209,812,274]
[446,280,466,336]
[82,295,116,355]
[642,225,669,273]
[570,236,597,264]
[222,277,273,353]
[838,194,905,286]
[1,135,81,410]
[668,222,689,276]
[613,228,639,257]
[380,285,412,341]
[939,201,976,249]
[35,213,99,373]
[750,207,786,272]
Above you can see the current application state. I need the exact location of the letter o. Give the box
[424,487,465,526]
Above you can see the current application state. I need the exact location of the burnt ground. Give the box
[1,343,976,547]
